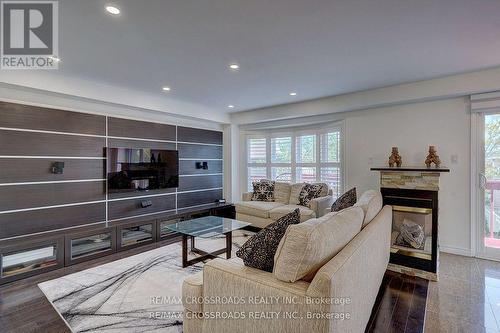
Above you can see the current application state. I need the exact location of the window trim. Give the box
[243,121,345,197]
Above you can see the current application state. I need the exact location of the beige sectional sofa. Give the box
[182,190,391,333]
[235,181,334,227]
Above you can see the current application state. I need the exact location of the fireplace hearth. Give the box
[371,167,450,281]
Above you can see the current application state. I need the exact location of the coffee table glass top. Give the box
[166,216,251,238]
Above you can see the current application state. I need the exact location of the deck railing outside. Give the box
[486,180,500,248]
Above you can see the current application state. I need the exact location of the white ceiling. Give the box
[3,0,500,122]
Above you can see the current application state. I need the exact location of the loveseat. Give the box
[182,190,391,333]
[235,181,334,227]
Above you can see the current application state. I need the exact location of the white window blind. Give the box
[471,91,500,113]
[245,124,344,198]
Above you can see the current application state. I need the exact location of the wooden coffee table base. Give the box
[181,231,232,268]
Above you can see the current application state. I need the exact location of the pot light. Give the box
[162,86,171,92]
[105,6,120,15]
[229,63,240,70]
[289,92,297,96]
[227,105,235,109]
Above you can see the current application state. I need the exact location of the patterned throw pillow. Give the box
[298,183,325,207]
[236,208,300,272]
[251,180,275,202]
[331,187,357,212]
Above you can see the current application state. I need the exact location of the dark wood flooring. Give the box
[366,270,429,333]
[1,239,428,333]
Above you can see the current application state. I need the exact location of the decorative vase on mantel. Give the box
[425,146,441,168]
[388,147,402,168]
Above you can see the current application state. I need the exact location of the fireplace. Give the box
[371,167,449,281]
[383,188,437,276]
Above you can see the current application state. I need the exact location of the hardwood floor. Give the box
[1,238,428,333]
[366,270,429,333]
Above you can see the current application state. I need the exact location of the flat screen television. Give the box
[107,148,178,193]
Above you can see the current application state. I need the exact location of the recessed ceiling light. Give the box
[105,6,120,15]
[227,105,235,109]
[162,86,171,92]
[229,63,240,70]
[289,92,297,96]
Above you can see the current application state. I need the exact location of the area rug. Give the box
[38,230,253,333]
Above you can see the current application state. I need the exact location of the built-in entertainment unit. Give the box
[107,148,179,193]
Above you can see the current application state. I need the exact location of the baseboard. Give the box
[439,245,473,257]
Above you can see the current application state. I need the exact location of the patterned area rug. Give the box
[38,230,253,333]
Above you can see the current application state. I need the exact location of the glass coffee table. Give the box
[166,216,251,267]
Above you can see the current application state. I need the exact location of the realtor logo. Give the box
[1,1,58,69]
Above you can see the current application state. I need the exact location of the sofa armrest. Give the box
[310,195,334,217]
[241,192,253,201]
[306,205,392,333]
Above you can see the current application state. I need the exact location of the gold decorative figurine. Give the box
[425,145,441,168]
[388,147,402,167]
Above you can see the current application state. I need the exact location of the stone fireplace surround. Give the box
[371,167,450,281]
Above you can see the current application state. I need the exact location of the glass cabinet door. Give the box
[1,244,59,278]
[71,233,112,259]
[159,218,182,239]
[120,223,154,247]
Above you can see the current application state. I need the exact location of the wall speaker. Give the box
[141,200,153,208]
[51,162,65,174]
[196,161,209,170]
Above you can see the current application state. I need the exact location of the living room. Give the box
[1,1,500,332]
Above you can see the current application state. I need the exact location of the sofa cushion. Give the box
[274,181,292,204]
[298,183,326,208]
[182,271,203,313]
[269,204,316,222]
[273,206,364,283]
[251,180,275,202]
[354,190,383,228]
[235,201,284,219]
[289,183,305,205]
[236,209,300,272]
[331,187,357,212]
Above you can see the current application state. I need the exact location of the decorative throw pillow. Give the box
[236,208,300,272]
[331,187,357,212]
[251,180,275,202]
[298,183,325,207]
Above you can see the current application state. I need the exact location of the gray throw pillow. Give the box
[236,208,300,272]
[331,187,357,212]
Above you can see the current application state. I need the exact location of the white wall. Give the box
[345,98,471,255]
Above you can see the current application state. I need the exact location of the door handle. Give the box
[479,173,487,189]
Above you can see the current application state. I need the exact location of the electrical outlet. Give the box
[368,157,374,165]
[451,154,458,164]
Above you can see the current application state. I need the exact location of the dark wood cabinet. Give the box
[0,101,226,284]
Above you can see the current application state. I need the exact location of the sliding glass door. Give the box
[476,112,500,260]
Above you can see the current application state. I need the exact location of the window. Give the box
[245,124,344,198]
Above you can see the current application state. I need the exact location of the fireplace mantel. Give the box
[371,167,449,191]
[370,166,450,172]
